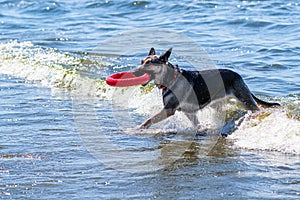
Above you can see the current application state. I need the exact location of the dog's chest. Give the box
[162,83,211,112]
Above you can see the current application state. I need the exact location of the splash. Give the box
[229,107,300,154]
[1,41,299,155]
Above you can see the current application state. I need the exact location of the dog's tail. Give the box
[251,94,280,108]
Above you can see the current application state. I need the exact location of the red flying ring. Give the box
[106,72,151,87]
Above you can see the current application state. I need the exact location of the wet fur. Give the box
[134,48,280,129]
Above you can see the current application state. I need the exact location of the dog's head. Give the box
[134,48,176,86]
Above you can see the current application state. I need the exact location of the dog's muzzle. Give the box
[133,68,145,77]
[133,68,154,86]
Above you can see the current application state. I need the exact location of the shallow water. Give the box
[1,0,300,199]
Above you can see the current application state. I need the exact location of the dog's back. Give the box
[134,48,280,129]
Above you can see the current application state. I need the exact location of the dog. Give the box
[133,48,280,129]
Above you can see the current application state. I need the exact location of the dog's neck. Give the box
[157,62,181,90]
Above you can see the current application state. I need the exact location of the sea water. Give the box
[0,1,299,199]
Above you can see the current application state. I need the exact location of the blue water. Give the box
[1,1,300,199]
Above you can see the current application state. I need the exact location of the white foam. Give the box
[112,85,226,131]
[229,109,300,154]
[0,41,114,99]
[1,41,299,155]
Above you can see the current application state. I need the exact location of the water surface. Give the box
[0,1,299,199]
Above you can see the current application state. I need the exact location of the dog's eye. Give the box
[151,59,163,64]
[143,60,151,65]
[141,59,151,65]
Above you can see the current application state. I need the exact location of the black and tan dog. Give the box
[134,48,280,129]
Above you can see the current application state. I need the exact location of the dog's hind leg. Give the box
[231,79,260,111]
[137,109,175,129]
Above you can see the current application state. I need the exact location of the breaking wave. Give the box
[0,41,299,154]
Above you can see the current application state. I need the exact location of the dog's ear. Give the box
[159,48,172,62]
[148,48,156,56]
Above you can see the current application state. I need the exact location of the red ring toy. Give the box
[106,72,150,87]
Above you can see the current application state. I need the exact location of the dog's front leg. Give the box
[137,108,175,129]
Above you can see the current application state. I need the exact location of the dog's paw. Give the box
[124,125,147,135]
[132,125,146,130]
[123,127,140,135]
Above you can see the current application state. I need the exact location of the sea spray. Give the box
[229,108,300,154]
[1,41,299,155]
